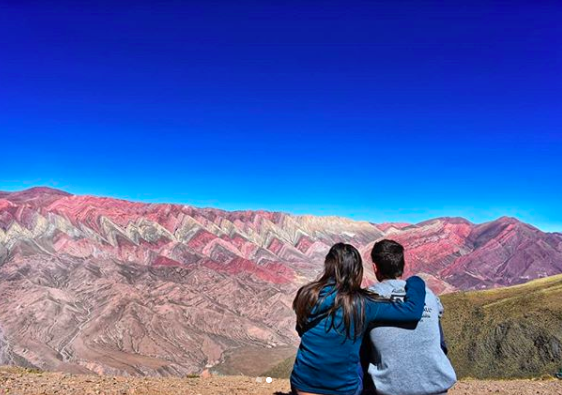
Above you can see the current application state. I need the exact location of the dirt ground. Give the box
[1,367,561,395]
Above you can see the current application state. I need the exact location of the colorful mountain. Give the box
[0,187,560,376]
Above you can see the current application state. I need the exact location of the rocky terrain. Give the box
[0,187,561,377]
[1,367,562,395]
[0,326,11,366]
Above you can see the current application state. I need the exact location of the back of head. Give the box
[371,239,405,279]
[326,242,364,292]
[293,242,368,339]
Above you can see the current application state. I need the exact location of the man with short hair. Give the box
[364,239,457,395]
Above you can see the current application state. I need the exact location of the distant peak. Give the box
[12,187,73,197]
[417,217,473,227]
[21,186,72,195]
[1,187,73,206]
[488,216,527,229]
[496,216,521,223]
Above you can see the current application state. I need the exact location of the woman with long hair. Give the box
[290,243,426,395]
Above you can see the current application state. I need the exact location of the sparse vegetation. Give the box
[441,274,562,379]
[261,355,295,379]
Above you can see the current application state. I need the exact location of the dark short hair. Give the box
[370,239,405,278]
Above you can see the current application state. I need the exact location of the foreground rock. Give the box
[1,367,561,395]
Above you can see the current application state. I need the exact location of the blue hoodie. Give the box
[291,276,426,395]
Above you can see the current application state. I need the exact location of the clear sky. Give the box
[1,1,561,231]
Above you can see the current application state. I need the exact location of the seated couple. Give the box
[290,240,457,395]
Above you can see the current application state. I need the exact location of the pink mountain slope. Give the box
[0,187,560,376]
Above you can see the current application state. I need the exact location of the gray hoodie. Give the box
[366,279,457,395]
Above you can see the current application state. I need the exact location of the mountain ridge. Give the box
[0,187,561,376]
[3,187,558,234]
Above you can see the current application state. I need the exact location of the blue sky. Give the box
[1,1,561,231]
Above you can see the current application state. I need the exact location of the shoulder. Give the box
[368,283,384,293]
[425,286,437,297]
[424,286,442,305]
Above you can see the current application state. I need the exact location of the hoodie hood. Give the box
[369,279,407,299]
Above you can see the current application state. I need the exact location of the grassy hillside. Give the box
[261,354,295,379]
[440,273,562,379]
[263,274,562,379]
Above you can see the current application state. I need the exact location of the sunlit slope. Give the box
[441,274,562,379]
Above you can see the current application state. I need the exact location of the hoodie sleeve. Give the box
[365,276,426,323]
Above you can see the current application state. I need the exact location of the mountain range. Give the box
[0,187,561,376]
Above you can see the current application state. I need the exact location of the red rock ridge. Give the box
[0,187,561,377]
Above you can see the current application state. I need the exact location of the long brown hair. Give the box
[293,243,378,340]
